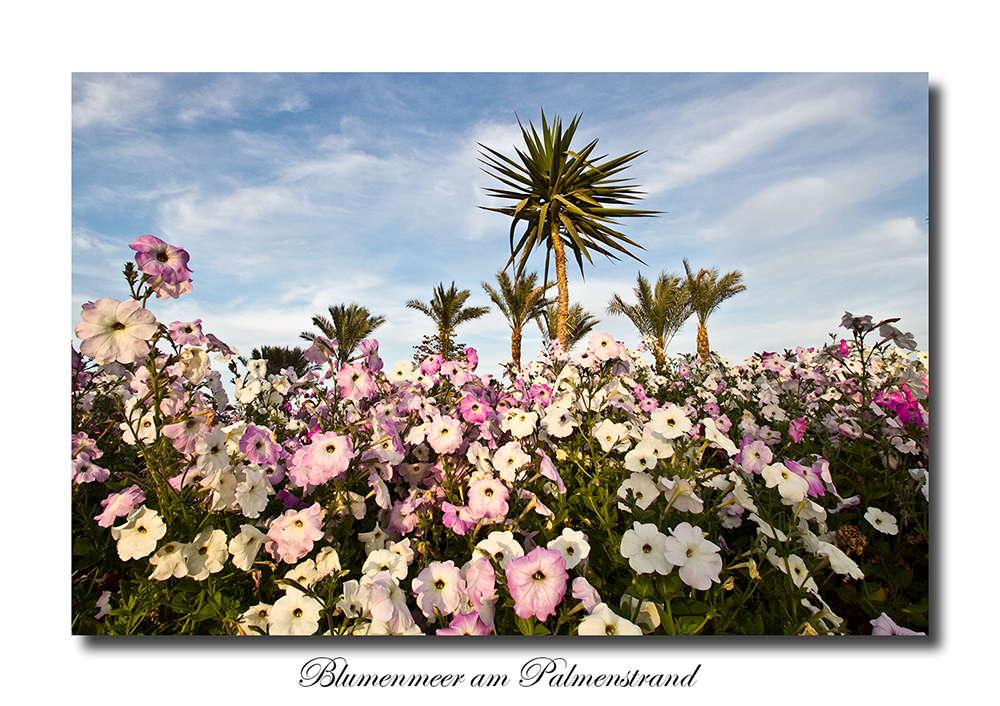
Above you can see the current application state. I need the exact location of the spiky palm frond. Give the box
[681,259,747,360]
[607,270,692,369]
[479,111,657,348]
[299,303,385,365]
[407,282,490,359]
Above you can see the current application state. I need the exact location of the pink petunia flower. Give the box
[467,478,509,521]
[504,546,568,621]
[168,319,207,347]
[788,417,808,443]
[436,610,493,635]
[441,502,478,536]
[411,560,465,620]
[129,235,192,285]
[94,485,146,528]
[287,431,354,487]
[266,503,326,564]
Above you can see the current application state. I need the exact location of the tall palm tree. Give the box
[682,259,747,362]
[300,303,386,365]
[607,271,692,372]
[537,302,600,353]
[479,111,658,350]
[481,271,552,368]
[406,282,490,360]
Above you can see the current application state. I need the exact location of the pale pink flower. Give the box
[662,522,723,591]
[336,363,376,402]
[504,546,568,621]
[436,610,493,635]
[426,415,464,455]
[411,560,465,620]
[467,478,509,521]
[266,503,326,564]
[75,298,158,365]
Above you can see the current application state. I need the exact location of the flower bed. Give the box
[71,237,929,635]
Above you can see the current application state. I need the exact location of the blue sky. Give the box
[72,72,928,375]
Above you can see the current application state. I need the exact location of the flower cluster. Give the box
[71,237,929,636]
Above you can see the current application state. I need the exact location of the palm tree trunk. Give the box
[550,222,571,350]
[511,328,522,369]
[697,323,710,362]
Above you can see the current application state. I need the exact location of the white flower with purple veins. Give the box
[541,404,577,438]
[864,507,899,535]
[761,463,810,504]
[546,527,591,570]
[620,522,673,575]
[592,418,629,453]
[577,603,643,635]
[616,472,660,511]
[662,522,723,591]
[492,441,531,482]
[228,524,268,571]
[111,506,167,561]
[504,409,538,439]
[649,404,692,440]
[474,530,524,568]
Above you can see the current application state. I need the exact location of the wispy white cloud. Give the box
[72,73,163,128]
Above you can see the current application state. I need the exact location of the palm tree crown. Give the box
[249,345,315,379]
[482,271,552,368]
[407,282,490,360]
[607,270,692,372]
[300,303,385,365]
[537,302,600,353]
[682,259,747,361]
[479,111,658,349]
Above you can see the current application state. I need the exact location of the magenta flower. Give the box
[504,546,568,621]
[459,394,491,424]
[76,298,158,365]
[129,235,192,285]
[787,417,807,443]
[785,459,826,498]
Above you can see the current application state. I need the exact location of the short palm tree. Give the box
[249,345,315,379]
[481,271,552,368]
[300,303,386,365]
[607,271,692,372]
[682,259,747,362]
[406,282,490,360]
[479,111,658,350]
[537,302,600,353]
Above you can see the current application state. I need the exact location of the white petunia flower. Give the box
[864,507,899,535]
